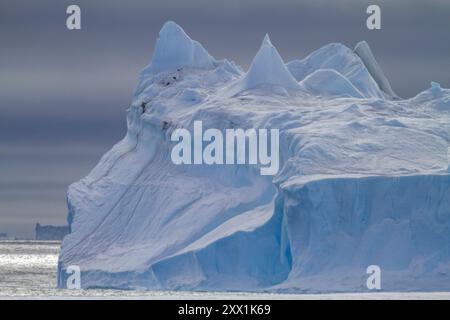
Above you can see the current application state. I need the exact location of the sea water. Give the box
[0,241,286,299]
[1,241,449,299]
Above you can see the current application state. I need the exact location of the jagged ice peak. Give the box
[145,21,216,74]
[230,33,301,93]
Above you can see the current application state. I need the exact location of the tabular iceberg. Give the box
[58,21,450,292]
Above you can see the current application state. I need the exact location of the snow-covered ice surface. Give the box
[58,21,450,293]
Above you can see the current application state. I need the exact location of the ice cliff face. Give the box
[58,22,450,292]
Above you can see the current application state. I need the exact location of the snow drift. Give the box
[58,22,450,293]
[287,41,401,100]
[299,69,364,98]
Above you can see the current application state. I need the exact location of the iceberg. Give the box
[58,22,450,292]
[35,223,70,241]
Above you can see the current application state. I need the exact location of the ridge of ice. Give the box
[354,41,400,99]
[299,69,364,98]
[287,43,387,99]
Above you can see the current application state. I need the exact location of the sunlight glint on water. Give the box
[1,241,450,299]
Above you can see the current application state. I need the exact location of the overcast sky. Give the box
[1,0,450,237]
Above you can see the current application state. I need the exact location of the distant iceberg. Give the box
[36,223,69,241]
[58,22,450,293]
